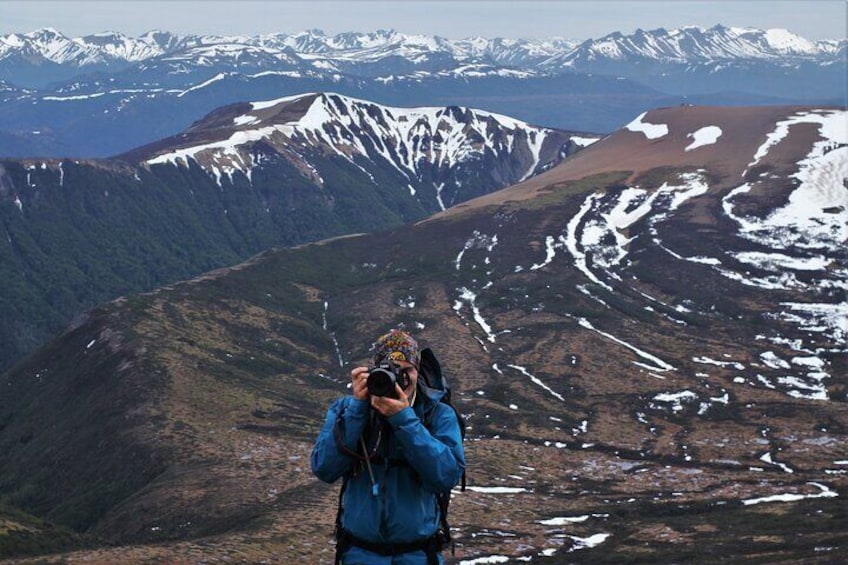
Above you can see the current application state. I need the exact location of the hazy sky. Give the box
[1,0,845,41]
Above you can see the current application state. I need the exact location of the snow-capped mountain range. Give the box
[545,25,842,68]
[1,25,843,88]
[0,27,580,84]
[0,24,844,159]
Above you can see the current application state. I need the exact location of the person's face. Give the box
[396,360,418,396]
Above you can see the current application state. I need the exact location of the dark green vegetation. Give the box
[0,503,86,558]
[0,106,564,374]
[0,155,425,371]
[0,105,845,563]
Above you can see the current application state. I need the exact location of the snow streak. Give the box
[507,364,565,402]
[578,318,675,372]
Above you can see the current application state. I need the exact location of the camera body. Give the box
[367,360,410,398]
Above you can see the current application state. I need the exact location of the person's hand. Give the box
[350,366,369,401]
[371,384,409,417]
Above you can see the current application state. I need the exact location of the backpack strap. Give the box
[334,411,387,563]
[334,475,349,565]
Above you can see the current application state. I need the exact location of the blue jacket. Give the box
[311,385,465,545]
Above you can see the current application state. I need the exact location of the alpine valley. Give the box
[0,103,845,563]
[0,91,586,371]
[0,25,844,157]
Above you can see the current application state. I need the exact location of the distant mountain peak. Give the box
[540,24,840,71]
[137,92,584,208]
[26,26,66,39]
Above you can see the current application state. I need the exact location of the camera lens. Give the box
[367,366,397,398]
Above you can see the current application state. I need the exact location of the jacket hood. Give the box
[416,383,446,414]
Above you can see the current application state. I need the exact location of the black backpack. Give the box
[418,347,467,552]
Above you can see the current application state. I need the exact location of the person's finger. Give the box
[351,366,369,399]
[370,394,387,414]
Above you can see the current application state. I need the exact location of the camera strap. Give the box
[333,407,383,463]
[360,436,380,497]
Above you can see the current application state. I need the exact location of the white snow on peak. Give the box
[729,26,760,36]
[685,126,722,151]
[550,25,837,68]
[147,92,556,192]
[0,28,175,65]
[570,136,601,147]
[762,28,819,55]
[250,93,308,111]
[4,26,839,74]
[625,112,668,140]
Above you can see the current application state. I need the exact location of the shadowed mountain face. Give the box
[0,105,845,563]
[0,92,583,372]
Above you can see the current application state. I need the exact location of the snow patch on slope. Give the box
[685,126,722,151]
[625,112,668,140]
[732,109,847,251]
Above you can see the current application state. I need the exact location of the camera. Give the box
[367,360,410,398]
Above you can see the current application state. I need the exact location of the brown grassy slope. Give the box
[439,105,831,218]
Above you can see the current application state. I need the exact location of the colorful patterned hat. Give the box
[371,329,420,368]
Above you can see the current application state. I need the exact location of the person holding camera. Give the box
[311,329,466,565]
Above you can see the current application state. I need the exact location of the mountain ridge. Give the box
[126,92,576,196]
[3,25,841,75]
